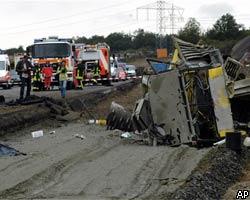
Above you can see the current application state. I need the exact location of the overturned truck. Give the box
[107,38,250,146]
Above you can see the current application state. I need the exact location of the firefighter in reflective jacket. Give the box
[74,61,84,89]
[93,61,100,78]
[92,61,100,84]
[32,63,42,91]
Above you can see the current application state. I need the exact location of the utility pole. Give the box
[137,1,184,47]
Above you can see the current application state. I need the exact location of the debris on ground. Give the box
[49,131,56,135]
[73,133,86,140]
[244,137,250,147]
[31,130,44,138]
[213,139,226,146]
[0,144,26,156]
[88,119,107,125]
[120,132,132,139]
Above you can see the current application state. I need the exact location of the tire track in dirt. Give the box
[0,137,121,199]
[119,146,201,200]
[0,123,210,200]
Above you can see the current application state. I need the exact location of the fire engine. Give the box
[76,43,110,85]
[29,36,83,89]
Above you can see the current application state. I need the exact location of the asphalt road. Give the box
[0,81,131,102]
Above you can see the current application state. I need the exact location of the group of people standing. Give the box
[33,62,53,91]
[16,56,68,100]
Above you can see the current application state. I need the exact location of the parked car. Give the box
[10,70,21,86]
[117,66,126,80]
[110,58,128,81]
[110,65,118,79]
[125,64,136,77]
[117,62,126,69]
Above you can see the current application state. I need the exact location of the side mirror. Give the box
[72,45,76,52]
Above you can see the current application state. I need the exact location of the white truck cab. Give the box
[0,54,11,89]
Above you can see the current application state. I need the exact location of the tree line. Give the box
[73,29,171,53]
[3,13,250,55]
[75,13,250,54]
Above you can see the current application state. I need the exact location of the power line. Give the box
[0,7,137,36]
[1,0,141,31]
[136,0,184,47]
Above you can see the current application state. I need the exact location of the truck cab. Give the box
[0,54,11,89]
[30,37,79,89]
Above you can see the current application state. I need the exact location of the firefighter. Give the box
[93,61,100,78]
[74,61,84,89]
[32,63,42,91]
[91,61,100,85]
[42,62,53,90]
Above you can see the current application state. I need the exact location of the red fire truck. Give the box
[29,36,84,89]
[75,43,110,86]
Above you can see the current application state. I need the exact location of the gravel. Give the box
[170,147,247,200]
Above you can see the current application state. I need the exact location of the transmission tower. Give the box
[167,3,185,35]
[137,1,184,46]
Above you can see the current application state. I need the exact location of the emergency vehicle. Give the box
[29,36,83,89]
[76,43,110,85]
[0,54,11,89]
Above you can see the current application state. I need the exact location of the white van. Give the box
[0,54,12,89]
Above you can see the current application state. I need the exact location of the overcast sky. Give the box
[0,0,250,49]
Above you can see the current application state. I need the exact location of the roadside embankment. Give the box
[0,80,139,137]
